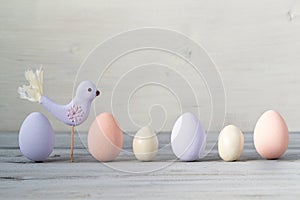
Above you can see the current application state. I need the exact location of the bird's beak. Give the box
[96,90,100,96]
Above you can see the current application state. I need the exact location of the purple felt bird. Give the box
[18,68,100,162]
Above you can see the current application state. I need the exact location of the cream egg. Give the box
[133,126,158,161]
[254,110,289,159]
[218,125,244,161]
[88,113,123,162]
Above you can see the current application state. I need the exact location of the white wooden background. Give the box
[1,0,300,132]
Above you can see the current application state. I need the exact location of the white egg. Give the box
[218,125,244,161]
[19,112,55,162]
[133,126,158,161]
[171,112,206,161]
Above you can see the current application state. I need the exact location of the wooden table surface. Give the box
[1,132,300,199]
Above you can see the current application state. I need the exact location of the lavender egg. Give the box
[19,112,54,161]
[171,112,206,161]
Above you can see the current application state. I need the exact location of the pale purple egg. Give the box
[171,112,206,161]
[19,112,54,161]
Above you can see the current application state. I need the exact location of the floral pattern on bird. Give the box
[66,105,84,124]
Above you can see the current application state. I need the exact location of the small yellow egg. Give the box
[218,125,244,161]
[133,127,158,161]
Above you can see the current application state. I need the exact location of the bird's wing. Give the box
[66,104,85,125]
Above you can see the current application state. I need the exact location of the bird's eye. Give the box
[88,88,92,92]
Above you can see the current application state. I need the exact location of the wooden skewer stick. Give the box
[70,126,75,162]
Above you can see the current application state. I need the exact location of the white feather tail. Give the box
[18,67,44,103]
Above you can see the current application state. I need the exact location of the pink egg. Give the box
[88,113,123,162]
[253,110,289,159]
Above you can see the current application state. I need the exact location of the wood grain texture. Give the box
[1,0,300,132]
[0,132,300,199]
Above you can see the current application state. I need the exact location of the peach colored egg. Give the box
[88,113,123,162]
[254,110,289,159]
